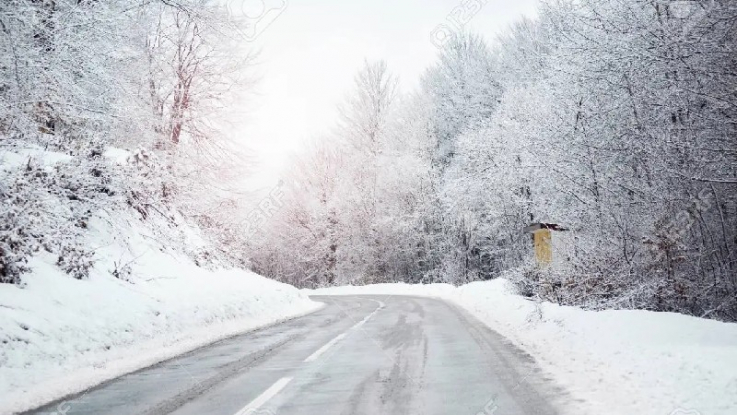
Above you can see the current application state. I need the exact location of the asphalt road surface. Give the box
[25,296,571,415]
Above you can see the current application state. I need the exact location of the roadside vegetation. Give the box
[250,1,737,321]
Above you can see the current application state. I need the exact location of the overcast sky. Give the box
[237,0,539,188]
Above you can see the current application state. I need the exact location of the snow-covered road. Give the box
[23,296,568,415]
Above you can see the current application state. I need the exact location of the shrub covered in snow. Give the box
[0,0,258,285]
[1,143,123,282]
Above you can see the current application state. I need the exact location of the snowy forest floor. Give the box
[311,280,737,415]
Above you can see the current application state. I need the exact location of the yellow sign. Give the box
[534,229,552,266]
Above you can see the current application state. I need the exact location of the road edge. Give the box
[11,301,326,415]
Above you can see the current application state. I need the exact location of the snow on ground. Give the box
[311,279,737,415]
[0,210,322,415]
[101,146,132,164]
[0,144,74,171]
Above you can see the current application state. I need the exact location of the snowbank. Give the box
[311,280,737,415]
[0,211,321,414]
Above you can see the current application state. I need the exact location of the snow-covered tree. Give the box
[250,0,737,320]
[1,0,259,283]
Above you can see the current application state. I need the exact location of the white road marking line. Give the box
[234,377,292,415]
[303,299,385,363]
[304,333,347,362]
[352,302,383,329]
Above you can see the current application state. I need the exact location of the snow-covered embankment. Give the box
[0,218,321,414]
[312,280,737,415]
[0,148,322,414]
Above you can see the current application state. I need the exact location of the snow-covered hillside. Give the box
[312,280,737,415]
[0,147,322,414]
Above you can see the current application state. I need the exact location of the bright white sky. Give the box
[237,0,539,188]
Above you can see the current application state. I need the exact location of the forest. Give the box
[247,0,737,321]
[1,0,736,321]
[1,1,256,282]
